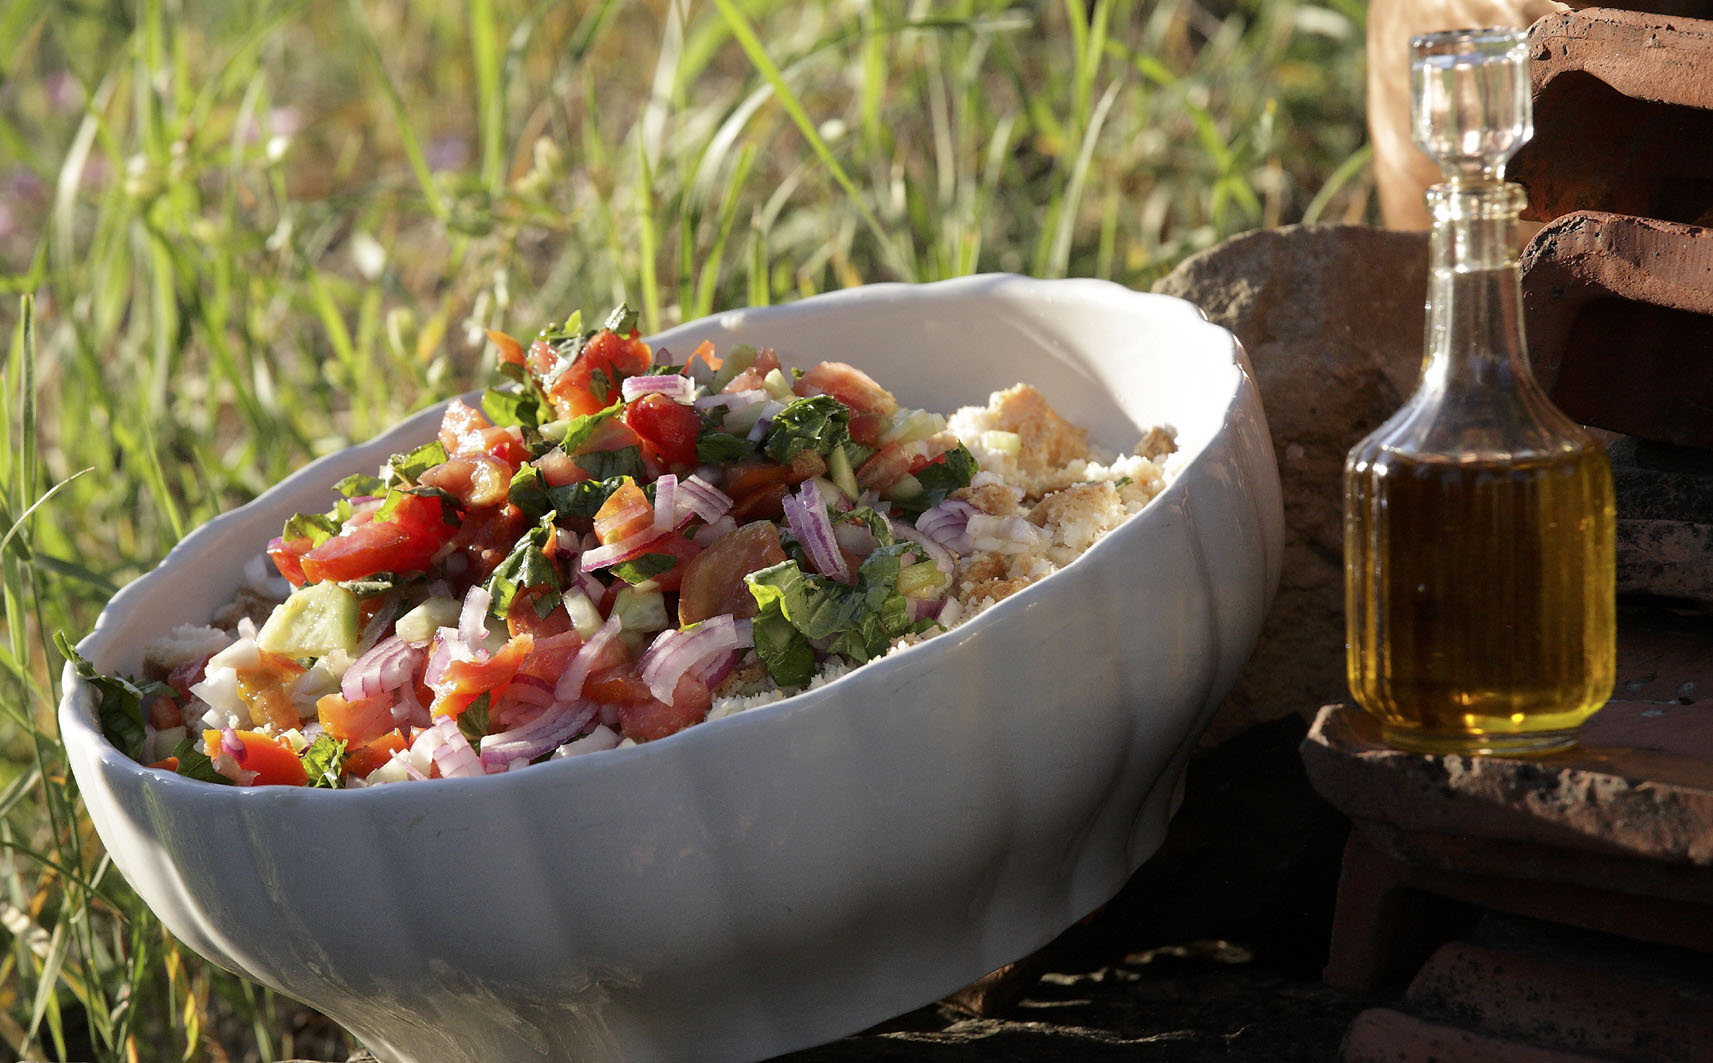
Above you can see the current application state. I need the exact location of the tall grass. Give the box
[0,0,1371,1058]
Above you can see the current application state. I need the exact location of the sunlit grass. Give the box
[0,0,1371,1057]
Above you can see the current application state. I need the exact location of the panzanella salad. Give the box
[69,305,1178,788]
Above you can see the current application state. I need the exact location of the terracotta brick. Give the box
[1405,941,1713,1061]
[1340,1007,1617,1063]
[1514,8,1713,226]
[1521,211,1713,448]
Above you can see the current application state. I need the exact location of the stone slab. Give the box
[1153,224,1426,745]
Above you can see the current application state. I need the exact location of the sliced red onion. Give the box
[639,614,748,702]
[695,649,738,690]
[652,474,678,535]
[890,518,955,575]
[552,724,622,759]
[581,524,665,571]
[915,498,979,554]
[572,567,605,602]
[423,630,454,687]
[391,682,430,727]
[478,699,599,770]
[342,635,424,701]
[428,716,484,779]
[694,387,766,412]
[907,596,946,624]
[694,515,737,548]
[832,521,878,557]
[677,474,732,523]
[784,480,848,581]
[459,584,492,647]
[746,400,786,441]
[621,374,697,404]
[556,612,623,702]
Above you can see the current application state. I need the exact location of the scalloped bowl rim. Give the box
[61,274,1251,804]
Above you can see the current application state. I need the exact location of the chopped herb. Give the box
[695,430,755,464]
[894,443,978,517]
[507,463,551,520]
[573,445,645,483]
[603,303,640,336]
[557,404,624,453]
[486,517,559,619]
[483,379,543,430]
[610,552,678,586]
[762,395,851,464]
[55,634,158,762]
[743,544,921,686]
[387,440,450,484]
[301,735,347,788]
[459,693,491,750]
[281,511,340,548]
[333,473,387,499]
[168,737,232,784]
[585,365,619,407]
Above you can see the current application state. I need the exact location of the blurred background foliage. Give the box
[0,0,1370,1058]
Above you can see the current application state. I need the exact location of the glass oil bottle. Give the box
[1343,28,1615,755]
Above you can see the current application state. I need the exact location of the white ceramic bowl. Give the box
[60,274,1282,1063]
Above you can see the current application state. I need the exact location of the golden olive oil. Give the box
[1344,441,1615,753]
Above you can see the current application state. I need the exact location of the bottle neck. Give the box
[1421,180,1532,394]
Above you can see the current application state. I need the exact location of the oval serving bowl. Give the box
[60,274,1282,1063]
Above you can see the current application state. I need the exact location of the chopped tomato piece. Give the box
[583,664,653,706]
[506,588,574,638]
[204,729,308,787]
[856,442,911,492]
[486,329,526,369]
[541,328,652,419]
[146,693,183,732]
[428,633,536,718]
[453,501,529,582]
[618,672,712,742]
[515,629,584,685]
[300,491,460,584]
[593,480,654,544]
[623,393,702,468]
[729,482,789,522]
[317,691,397,747]
[678,520,788,625]
[534,447,588,487]
[344,732,408,780]
[419,454,511,508]
[683,339,720,374]
[439,399,530,466]
[268,536,312,588]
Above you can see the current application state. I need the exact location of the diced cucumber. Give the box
[563,589,603,639]
[762,368,794,401]
[395,596,462,646]
[828,446,860,501]
[881,408,947,446]
[257,582,361,658]
[882,473,924,503]
[709,343,758,392]
[897,560,948,599]
[981,429,1022,456]
[613,587,669,632]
